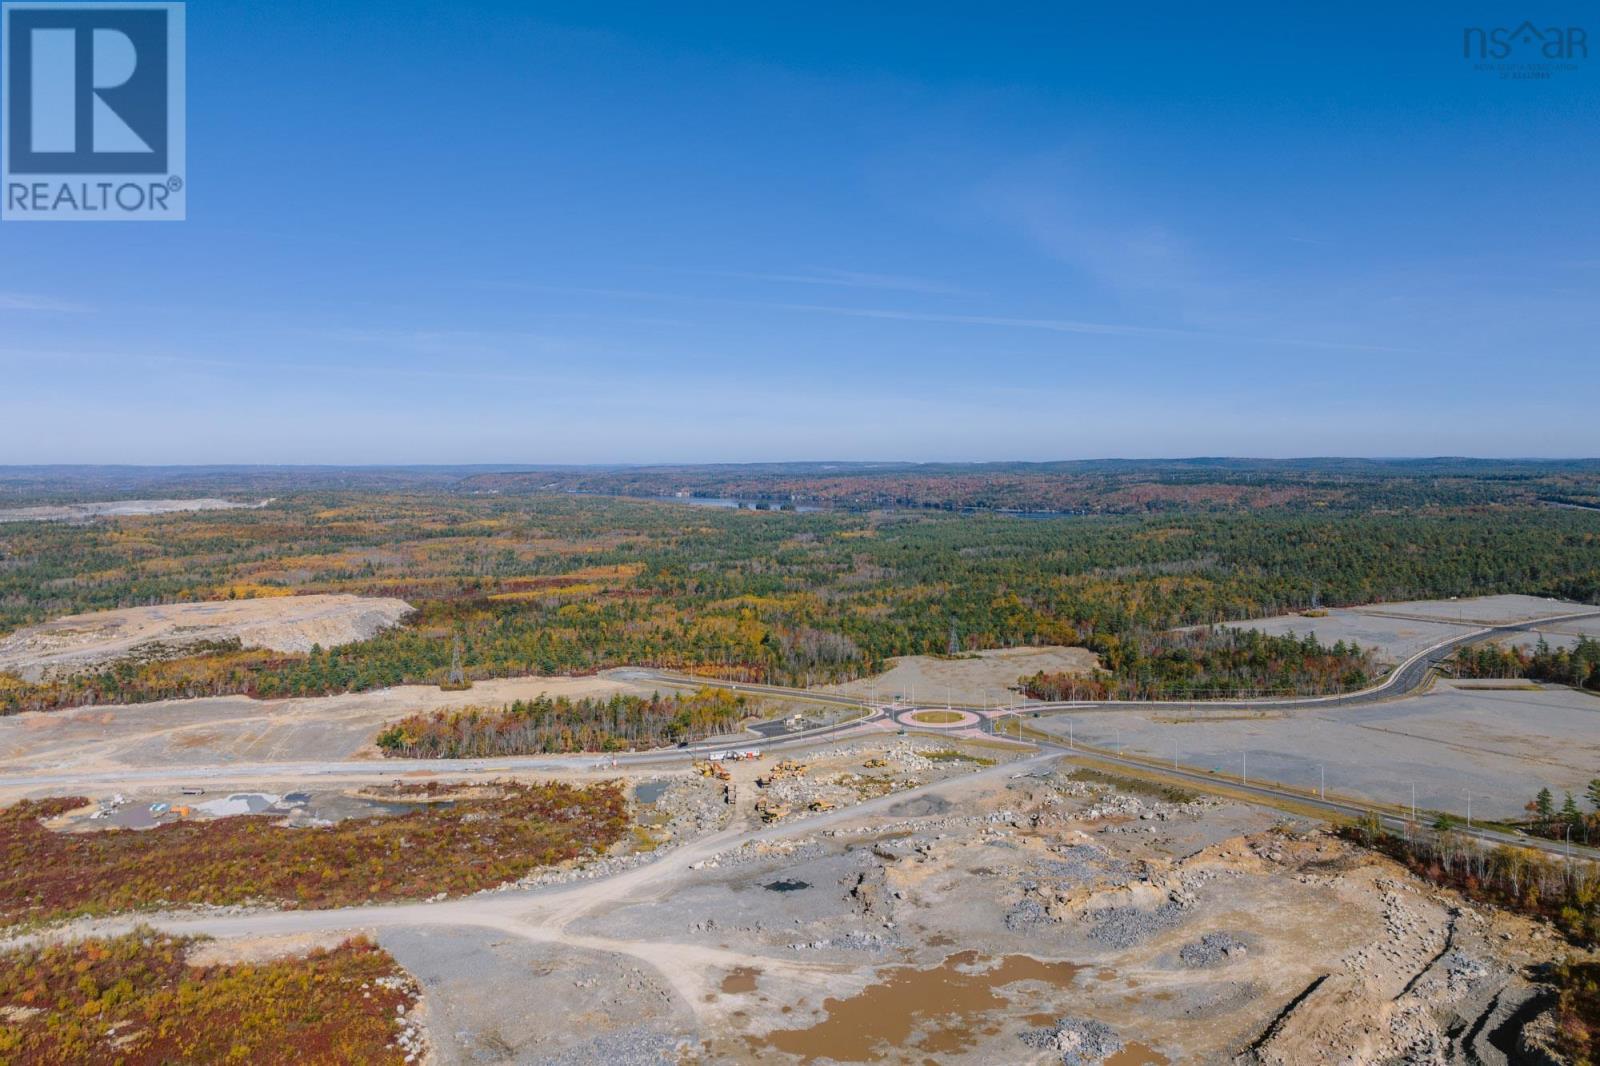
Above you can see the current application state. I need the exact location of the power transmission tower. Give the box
[447,634,466,687]
[948,620,959,656]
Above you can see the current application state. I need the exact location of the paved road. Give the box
[2,607,1596,848]
[964,607,1600,715]
[635,609,1600,720]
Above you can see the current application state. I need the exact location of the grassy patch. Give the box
[1068,767,1198,805]
[0,930,416,1065]
[910,710,965,724]
[0,781,628,927]
[923,749,996,766]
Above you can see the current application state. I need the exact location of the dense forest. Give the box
[1021,629,1374,700]
[375,688,748,757]
[2,483,1598,714]
[4,458,1600,513]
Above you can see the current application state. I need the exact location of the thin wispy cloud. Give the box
[486,281,1421,355]
[311,326,580,359]
[683,267,977,297]
[0,292,91,313]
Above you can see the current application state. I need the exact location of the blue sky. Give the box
[2,2,1597,463]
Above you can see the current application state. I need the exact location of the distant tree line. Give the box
[4,493,1599,715]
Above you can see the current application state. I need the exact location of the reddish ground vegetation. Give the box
[0,930,417,1065]
[1554,960,1600,1066]
[0,780,628,926]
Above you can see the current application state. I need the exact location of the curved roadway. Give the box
[1,608,1595,860]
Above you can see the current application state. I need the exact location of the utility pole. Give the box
[1242,751,1248,786]
[1319,765,1325,800]
[1411,783,1416,823]
[1465,790,1472,830]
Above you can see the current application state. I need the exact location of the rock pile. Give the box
[1019,1017,1125,1065]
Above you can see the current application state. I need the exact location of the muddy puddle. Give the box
[749,950,1083,1061]
[721,966,762,994]
[763,878,811,892]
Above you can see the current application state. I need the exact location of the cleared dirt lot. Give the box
[1219,610,1476,666]
[0,593,413,680]
[1219,594,1592,667]
[0,673,654,782]
[1035,679,1600,820]
[1495,613,1600,652]
[820,646,1100,706]
[1353,593,1586,626]
[0,497,257,522]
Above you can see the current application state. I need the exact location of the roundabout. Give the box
[889,706,984,730]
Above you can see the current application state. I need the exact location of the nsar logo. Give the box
[2,2,185,221]
[1462,21,1587,80]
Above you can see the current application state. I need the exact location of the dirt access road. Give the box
[30,753,1057,1015]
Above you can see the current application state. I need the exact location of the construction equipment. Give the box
[756,799,790,823]
[694,759,732,781]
